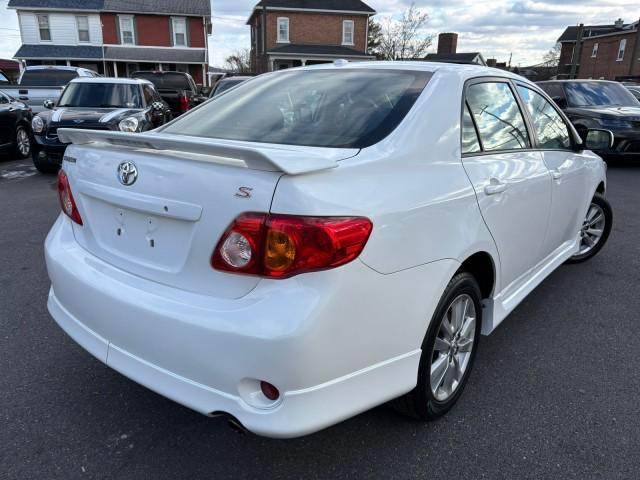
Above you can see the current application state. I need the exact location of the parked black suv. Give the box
[130,71,207,117]
[538,80,640,160]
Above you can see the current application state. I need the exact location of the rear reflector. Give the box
[260,381,280,401]
[179,93,189,113]
[57,170,83,225]
[212,213,372,278]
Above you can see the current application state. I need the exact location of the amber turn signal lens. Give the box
[265,229,296,271]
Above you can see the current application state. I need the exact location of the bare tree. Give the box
[378,3,433,61]
[542,43,561,68]
[224,49,251,73]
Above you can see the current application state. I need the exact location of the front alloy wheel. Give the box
[568,193,612,263]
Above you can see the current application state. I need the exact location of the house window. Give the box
[172,17,187,46]
[342,20,354,45]
[277,17,289,43]
[77,16,90,42]
[37,14,51,41]
[119,15,135,45]
[617,39,626,61]
[591,43,598,58]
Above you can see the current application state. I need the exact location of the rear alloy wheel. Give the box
[15,126,31,158]
[391,272,482,420]
[567,193,612,263]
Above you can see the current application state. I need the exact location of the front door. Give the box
[461,80,553,290]
[515,84,592,255]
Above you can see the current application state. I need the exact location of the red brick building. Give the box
[247,0,376,73]
[557,19,640,81]
[9,0,211,85]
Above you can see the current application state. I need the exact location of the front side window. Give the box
[277,17,289,43]
[37,14,51,41]
[461,103,481,154]
[517,86,571,149]
[591,43,598,58]
[57,83,143,108]
[342,20,354,45]
[77,16,90,42]
[163,69,432,149]
[466,82,530,152]
[119,15,135,45]
[172,17,187,46]
[617,39,626,61]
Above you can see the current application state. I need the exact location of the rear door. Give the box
[0,93,16,146]
[461,79,553,289]
[515,83,592,255]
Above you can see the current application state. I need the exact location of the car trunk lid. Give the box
[59,129,356,299]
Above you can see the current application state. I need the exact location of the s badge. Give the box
[235,187,253,199]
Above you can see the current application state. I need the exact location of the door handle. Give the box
[551,169,563,180]
[18,96,28,101]
[484,179,508,195]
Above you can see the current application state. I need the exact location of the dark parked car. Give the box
[0,90,32,158]
[130,71,207,117]
[209,76,252,97]
[31,77,171,173]
[538,80,640,160]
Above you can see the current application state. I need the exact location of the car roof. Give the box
[69,77,152,85]
[278,60,530,83]
[220,76,252,82]
[25,65,87,72]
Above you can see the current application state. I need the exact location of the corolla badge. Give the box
[117,161,138,186]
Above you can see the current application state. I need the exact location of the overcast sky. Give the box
[0,0,638,67]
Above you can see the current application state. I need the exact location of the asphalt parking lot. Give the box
[1,155,639,480]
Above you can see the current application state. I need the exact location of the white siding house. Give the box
[18,12,103,46]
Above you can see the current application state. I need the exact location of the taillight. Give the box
[212,213,372,278]
[179,92,189,113]
[57,170,83,225]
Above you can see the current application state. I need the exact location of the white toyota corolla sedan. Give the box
[46,62,613,438]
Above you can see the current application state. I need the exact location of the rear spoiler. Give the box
[57,129,342,175]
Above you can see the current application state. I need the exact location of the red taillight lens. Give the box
[212,213,372,278]
[57,170,83,225]
[179,93,189,112]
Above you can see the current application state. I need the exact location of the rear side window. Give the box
[466,82,530,152]
[132,72,192,91]
[517,86,571,149]
[461,103,481,154]
[163,69,432,149]
[20,69,78,86]
[538,82,565,101]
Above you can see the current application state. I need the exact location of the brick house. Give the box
[8,0,212,85]
[557,18,640,81]
[247,0,376,73]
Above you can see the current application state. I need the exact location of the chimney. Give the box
[615,18,624,29]
[437,33,458,55]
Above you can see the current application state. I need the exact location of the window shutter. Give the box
[186,18,190,47]
[133,16,138,45]
[169,18,174,46]
[115,16,121,44]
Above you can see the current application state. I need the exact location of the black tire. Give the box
[392,272,482,420]
[566,193,612,264]
[14,126,31,159]
[32,150,59,174]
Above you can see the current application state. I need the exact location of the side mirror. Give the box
[584,129,614,151]
[43,99,55,109]
[551,96,567,109]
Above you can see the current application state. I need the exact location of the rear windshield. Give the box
[20,69,78,86]
[132,72,192,91]
[163,69,432,149]
[564,81,638,107]
[58,83,142,108]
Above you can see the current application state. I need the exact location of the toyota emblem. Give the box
[117,161,138,186]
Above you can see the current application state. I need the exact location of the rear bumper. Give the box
[45,215,457,438]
